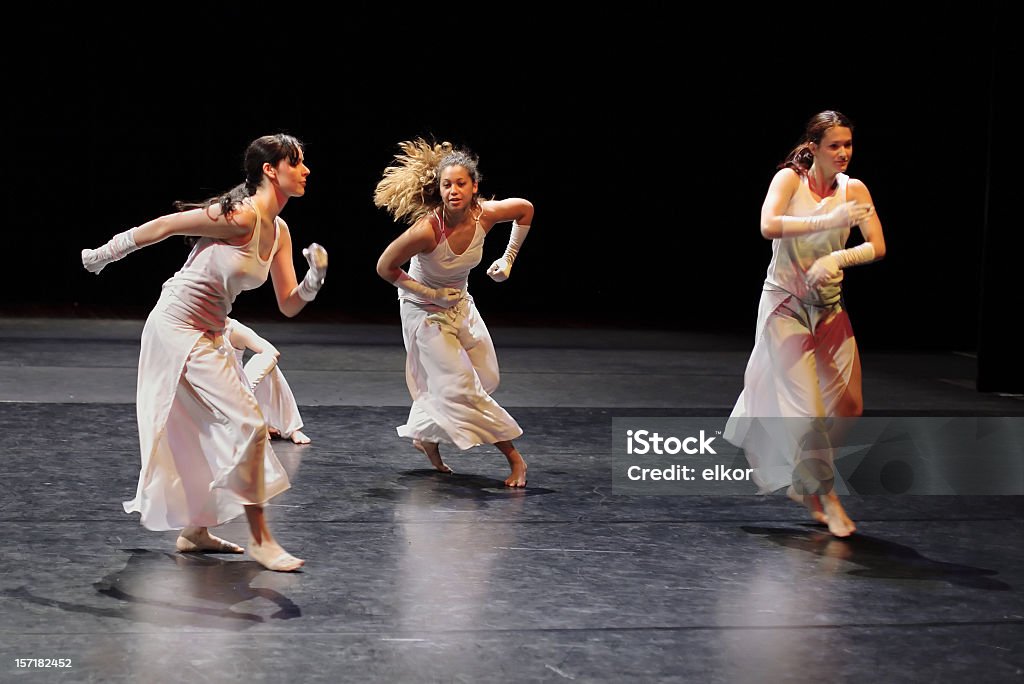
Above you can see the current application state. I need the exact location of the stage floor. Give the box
[1,317,1021,682]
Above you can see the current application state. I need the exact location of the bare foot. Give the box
[268,428,282,439]
[787,485,828,524]
[413,439,452,473]
[176,527,244,554]
[249,539,305,572]
[505,459,528,488]
[289,430,311,445]
[494,441,528,488]
[820,492,856,538]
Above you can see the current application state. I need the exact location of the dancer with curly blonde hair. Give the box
[375,138,533,487]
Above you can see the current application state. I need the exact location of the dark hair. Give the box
[177,133,303,247]
[175,133,304,215]
[779,110,853,175]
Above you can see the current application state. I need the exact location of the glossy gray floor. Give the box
[1,317,1022,683]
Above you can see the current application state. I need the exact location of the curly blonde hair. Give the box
[373,138,454,224]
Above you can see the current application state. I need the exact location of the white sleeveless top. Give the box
[162,201,280,331]
[764,172,850,306]
[400,209,484,305]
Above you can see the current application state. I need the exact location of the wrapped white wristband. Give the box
[244,351,279,389]
[502,221,531,264]
[831,242,876,268]
[82,227,140,273]
[296,270,322,302]
[296,243,328,302]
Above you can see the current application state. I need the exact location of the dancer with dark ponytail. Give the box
[82,133,327,570]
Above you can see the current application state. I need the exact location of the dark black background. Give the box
[2,2,1016,363]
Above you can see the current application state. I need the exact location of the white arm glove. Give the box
[296,242,328,302]
[781,201,874,237]
[81,228,140,274]
[243,350,280,390]
[806,243,877,288]
[487,221,531,282]
[394,271,462,307]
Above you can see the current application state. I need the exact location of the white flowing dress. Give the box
[124,204,290,530]
[725,173,861,493]
[396,212,522,449]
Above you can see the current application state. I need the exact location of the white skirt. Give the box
[397,295,522,449]
[124,291,290,531]
[725,287,861,493]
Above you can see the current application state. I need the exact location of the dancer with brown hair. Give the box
[725,110,887,537]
